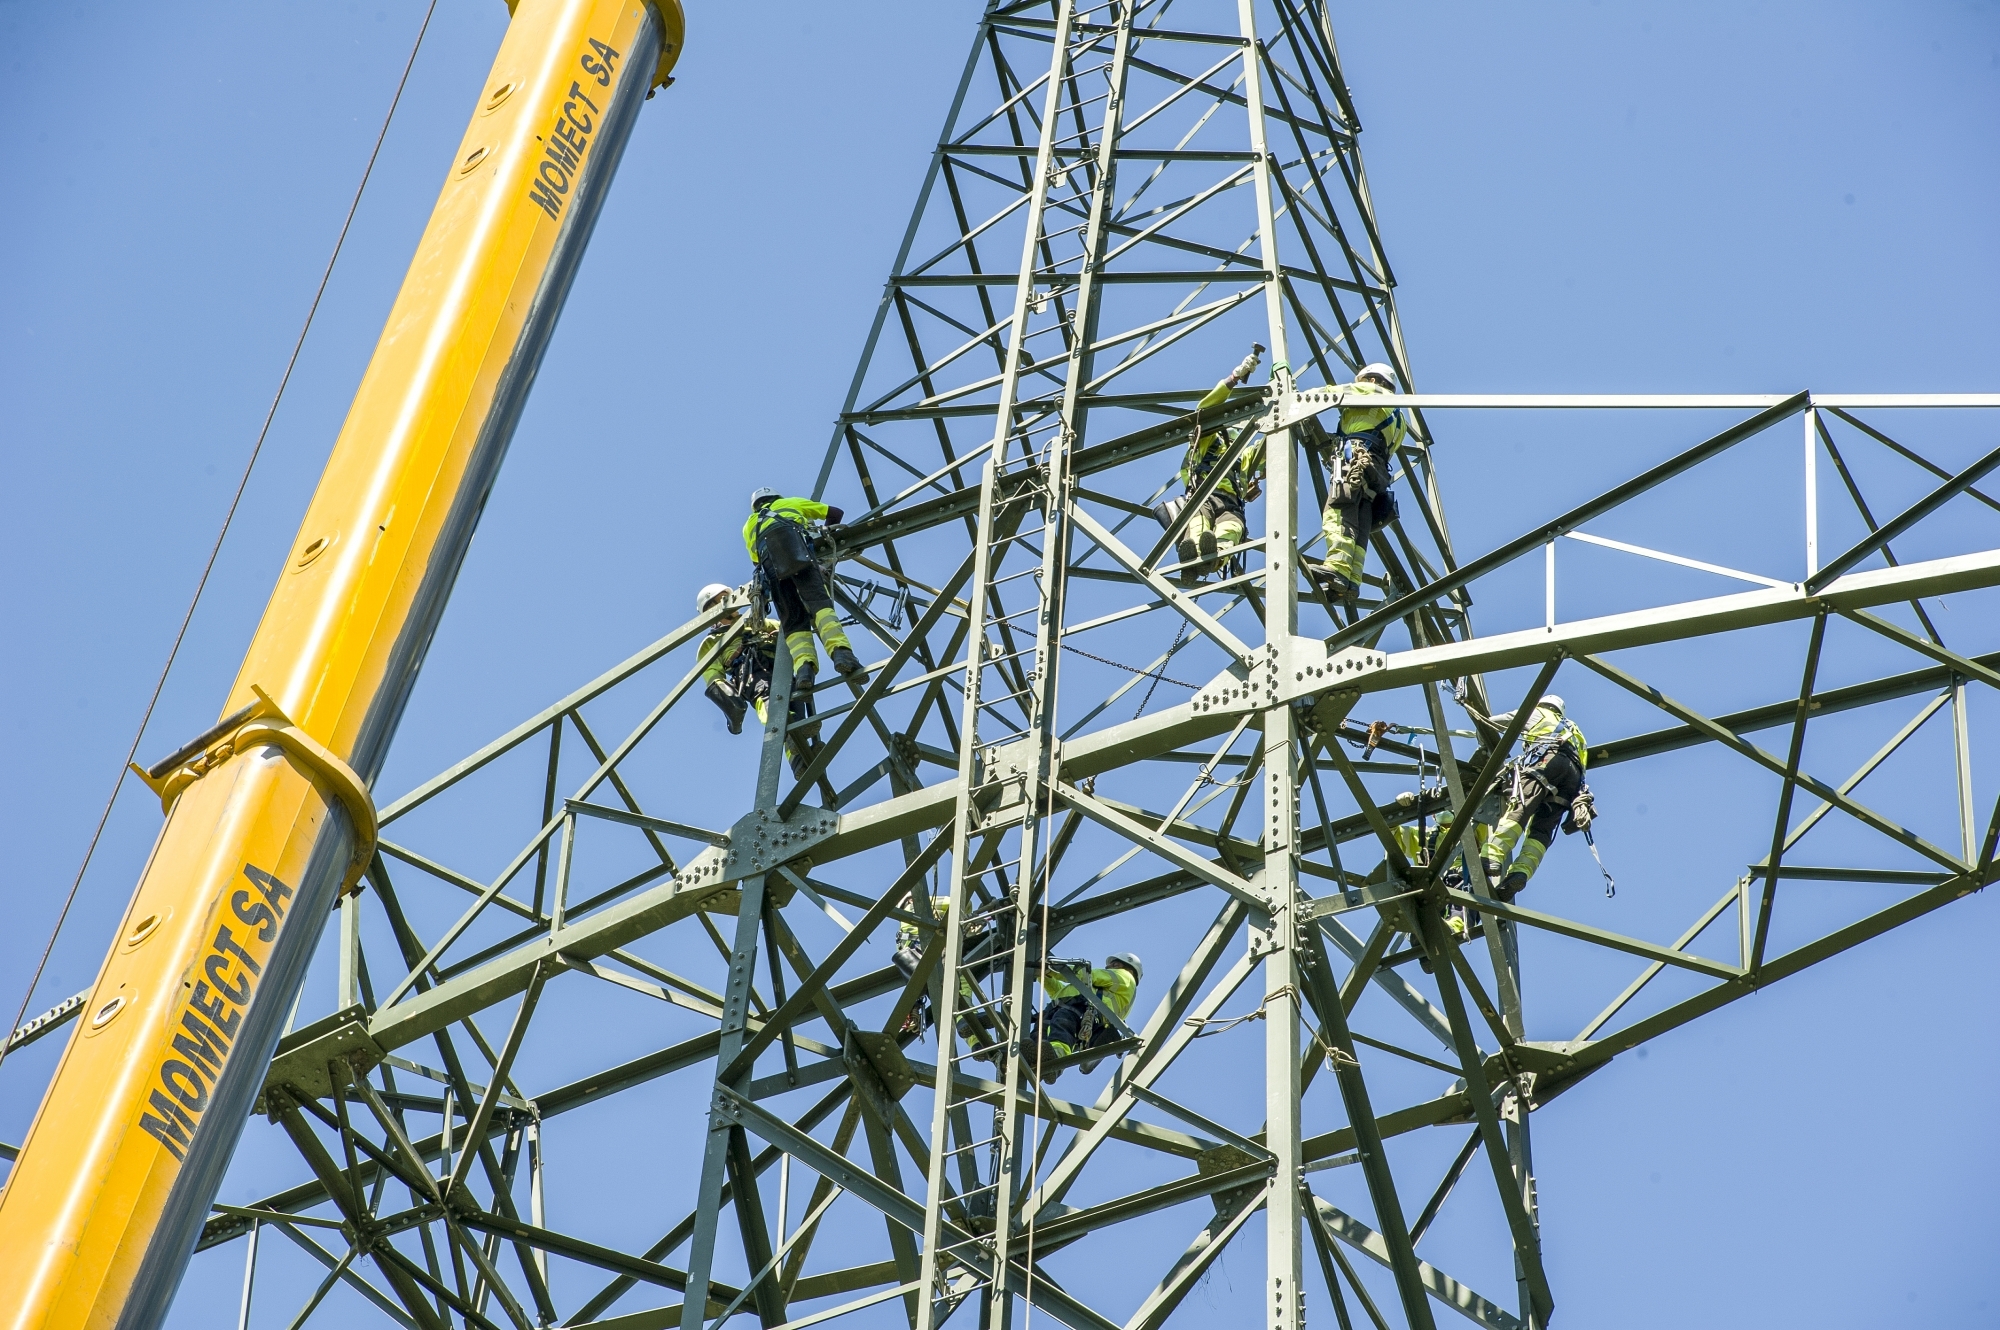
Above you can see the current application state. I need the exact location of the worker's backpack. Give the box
[755,512,816,580]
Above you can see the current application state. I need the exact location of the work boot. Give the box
[705,682,748,735]
[831,645,868,681]
[1174,535,1200,568]
[1197,530,1219,562]
[1311,563,1358,605]
[1497,872,1528,903]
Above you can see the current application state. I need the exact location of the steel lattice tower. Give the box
[17,2,1996,1328]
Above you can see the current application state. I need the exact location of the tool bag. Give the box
[1326,430,1391,508]
[1370,485,1400,528]
[1561,786,1597,836]
[755,512,816,580]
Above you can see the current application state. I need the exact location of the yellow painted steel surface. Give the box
[0,1,682,1326]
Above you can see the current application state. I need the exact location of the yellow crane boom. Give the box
[0,2,682,1325]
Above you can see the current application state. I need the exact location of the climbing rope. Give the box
[0,0,442,1078]
[1316,1037,1359,1071]
[1185,984,1298,1038]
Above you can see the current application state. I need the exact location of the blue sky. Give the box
[3,1,1998,1327]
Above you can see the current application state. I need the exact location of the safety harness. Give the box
[1509,719,1618,897]
[1182,427,1260,503]
[1481,716,1614,896]
[722,625,775,709]
[1326,415,1403,525]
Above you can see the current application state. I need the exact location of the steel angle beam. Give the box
[1364,547,2000,694]
[1308,1195,1522,1330]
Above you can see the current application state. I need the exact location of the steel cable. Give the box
[0,0,441,1079]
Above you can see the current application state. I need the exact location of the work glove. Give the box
[1225,342,1266,388]
[823,505,845,525]
[1562,787,1597,835]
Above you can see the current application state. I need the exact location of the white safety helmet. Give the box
[697,583,734,615]
[1105,951,1143,982]
[1539,695,1565,716]
[750,487,780,509]
[1356,362,1397,388]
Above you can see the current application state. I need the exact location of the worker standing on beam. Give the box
[744,489,868,689]
[1170,344,1266,578]
[1315,362,1408,605]
[1480,696,1595,900]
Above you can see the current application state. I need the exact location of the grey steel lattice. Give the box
[75,3,1999,1328]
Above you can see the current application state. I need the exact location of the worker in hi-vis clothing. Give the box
[1172,345,1266,577]
[1034,953,1141,1080]
[1392,805,1485,940]
[890,894,991,1038]
[1481,696,1594,900]
[743,489,867,687]
[695,582,780,734]
[1316,362,1408,605]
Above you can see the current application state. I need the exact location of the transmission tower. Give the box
[11,2,1998,1329]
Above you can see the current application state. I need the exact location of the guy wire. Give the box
[0,0,442,1080]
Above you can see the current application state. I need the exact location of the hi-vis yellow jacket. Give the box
[1335,378,1409,447]
[742,497,833,563]
[1044,964,1137,1019]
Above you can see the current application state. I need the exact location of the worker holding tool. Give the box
[1163,345,1266,579]
[1480,696,1599,900]
[695,583,779,734]
[744,489,868,688]
[1033,953,1142,1080]
[1314,362,1408,605]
